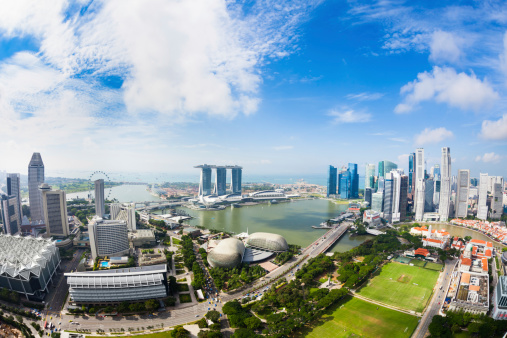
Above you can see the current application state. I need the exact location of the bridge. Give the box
[303,222,351,258]
[136,201,184,211]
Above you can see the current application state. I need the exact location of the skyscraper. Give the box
[40,184,69,237]
[197,165,212,196]
[364,188,373,208]
[383,177,394,223]
[415,148,425,221]
[492,183,504,220]
[433,179,441,207]
[399,175,408,222]
[231,167,242,194]
[456,169,470,218]
[348,163,359,198]
[327,165,338,197]
[89,218,129,260]
[339,170,351,199]
[6,173,22,217]
[95,179,105,218]
[1,195,21,235]
[408,153,415,195]
[365,164,375,190]
[477,173,489,220]
[433,164,441,179]
[424,178,434,212]
[378,160,398,179]
[439,147,451,221]
[385,170,408,223]
[28,152,45,222]
[371,191,384,213]
[213,167,227,196]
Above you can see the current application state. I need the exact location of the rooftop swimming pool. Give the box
[100,262,110,268]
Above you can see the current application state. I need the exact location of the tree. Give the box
[222,300,243,315]
[428,315,451,338]
[244,316,261,330]
[206,310,220,323]
[88,307,96,314]
[232,328,260,338]
[464,236,472,242]
[145,299,159,312]
[171,326,190,338]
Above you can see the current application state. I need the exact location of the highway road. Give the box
[412,259,458,338]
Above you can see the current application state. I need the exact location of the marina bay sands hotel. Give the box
[194,165,242,197]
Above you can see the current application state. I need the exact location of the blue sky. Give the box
[0,0,506,180]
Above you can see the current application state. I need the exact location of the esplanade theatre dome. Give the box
[246,232,288,252]
[207,238,245,268]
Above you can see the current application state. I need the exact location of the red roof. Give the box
[485,249,492,257]
[482,258,489,272]
[471,239,486,245]
[424,238,443,244]
[461,258,472,266]
[414,248,430,256]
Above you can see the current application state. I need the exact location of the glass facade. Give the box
[327,165,337,197]
[408,153,415,194]
[339,170,350,199]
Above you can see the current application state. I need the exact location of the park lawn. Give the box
[177,283,190,292]
[179,294,192,303]
[425,262,444,271]
[409,259,426,267]
[357,262,439,312]
[295,295,418,338]
[172,238,181,244]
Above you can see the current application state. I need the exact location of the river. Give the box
[66,184,162,202]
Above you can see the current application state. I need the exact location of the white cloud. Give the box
[346,92,384,101]
[475,152,501,163]
[328,109,371,124]
[273,145,294,151]
[500,31,507,76]
[395,66,498,113]
[388,137,407,143]
[414,127,454,145]
[429,30,461,63]
[480,114,507,140]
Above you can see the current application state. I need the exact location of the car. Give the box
[195,315,199,317]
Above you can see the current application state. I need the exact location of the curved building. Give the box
[208,238,245,268]
[502,252,507,266]
[246,232,288,252]
[248,190,286,200]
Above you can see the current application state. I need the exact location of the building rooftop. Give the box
[65,264,166,276]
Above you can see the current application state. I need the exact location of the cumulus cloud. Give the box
[475,152,501,163]
[395,66,498,113]
[480,114,507,140]
[500,31,507,76]
[414,127,453,145]
[328,109,371,124]
[429,31,461,63]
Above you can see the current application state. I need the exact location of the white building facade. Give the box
[415,148,426,221]
[477,173,489,220]
[439,147,451,221]
[456,169,470,218]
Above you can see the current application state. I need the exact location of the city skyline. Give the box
[0,1,506,177]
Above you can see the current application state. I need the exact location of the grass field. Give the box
[410,259,426,267]
[177,283,190,292]
[357,262,439,312]
[295,295,418,338]
[179,294,192,303]
[425,262,444,271]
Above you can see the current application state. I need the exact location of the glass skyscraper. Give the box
[348,163,359,198]
[339,170,351,199]
[365,164,375,190]
[327,165,337,197]
[28,152,45,223]
[408,153,415,194]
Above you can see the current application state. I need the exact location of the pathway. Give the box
[349,291,421,317]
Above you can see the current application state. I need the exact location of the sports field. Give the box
[409,259,425,267]
[357,262,439,312]
[425,262,444,271]
[295,295,419,338]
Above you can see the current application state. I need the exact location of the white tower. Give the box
[439,147,451,221]
[415,148,425,221]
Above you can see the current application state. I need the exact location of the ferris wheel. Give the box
[88,171,112,201]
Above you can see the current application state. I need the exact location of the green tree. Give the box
[428,315,451,338]
[232,328,260,338]
[244,316,261,330]
[222,300,243,315]
[464,236,472,242]
[145,299,159,312]
[171,325,191,338]
[206,310,220,323]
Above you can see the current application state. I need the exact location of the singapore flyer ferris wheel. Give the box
[88,171,112,201]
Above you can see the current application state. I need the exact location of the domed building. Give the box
[246,232,288,252]
[207,238,245,268]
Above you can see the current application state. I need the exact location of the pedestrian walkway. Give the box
[349,291,422,317]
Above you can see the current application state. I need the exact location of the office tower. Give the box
[371,191,384,213]
[424,178,434,212]
[365,164,375,190]
[89,217,129,260]
[95,179,105,217]
[196,165,212,196]
[213,167,227,196]
[364,188,373,208]
[111,203,137,231]
[378,160,398,179]
[6,173,22,217]
[456,170,470,218]
[377,177,385,192]
[339,169,351,199]
[28,152,45,222]
[1,195,21,235]
[231,167,242,194]
[414,148,425,221]
[409,153,415,195]
[40,184,69,237]
[433,180,441,207]
[477,173,489,220]
[439,147,451,221]
[378,161,384,179]
[470,178,478,187]
[488,176,505,194]
[348,163,359,198]
[399,175,408,222]
[385,170,407,223]
[492,183,504,220]
[327,166,338,197]
[433,164,441,179]
[383,177,394,223]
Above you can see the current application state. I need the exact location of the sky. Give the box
[0,0,507,180]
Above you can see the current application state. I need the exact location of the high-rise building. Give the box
[339,170,351,199]
[439,147,451,221]
[424,178,434,212]
[364,188,373,208]
[371,191,384,214]
[28,152,45,222]
[327,165,338,197]
[365,164,375,190]
[231,167,242,194]
[385,170,408,223]
[89,217,129,260]
[470,178,478,187]
[348,163,359,198]
[456,169,470,218]
[6,173,22,217]
[433,180,441,207]
[488,176,505,194]
[415,148,425,221]
[95,179,105,218]
[197,165,212,196]
[1,195,21,235]
[213,167,227,196]
[40,184,69,237]
[409,153,415,195]
[433,164,441,179]
[383,177,394,223]
[399,175,408,222]
[110,203,137,231]
[492,183,504,220]
[477,173,489,220]
[378,160,398,179]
